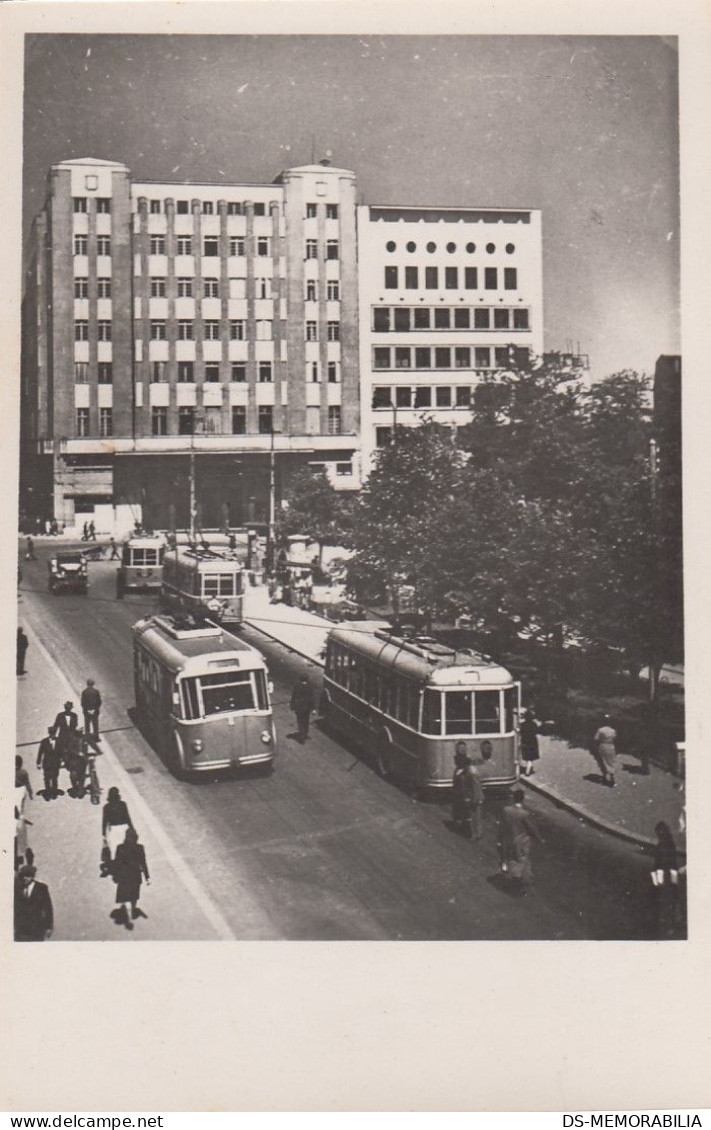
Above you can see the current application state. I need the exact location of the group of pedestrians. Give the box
[81,521,97,542]
[14,676,151,939]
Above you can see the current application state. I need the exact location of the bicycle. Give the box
[84,739,103,805]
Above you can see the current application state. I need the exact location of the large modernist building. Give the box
[21,156,544,531]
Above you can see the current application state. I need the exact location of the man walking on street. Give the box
[81,678,102,738]
[37,727,62,800]
[52,701,79,773]
[500,788,542,896]
[15,755,34,800]
[17,627,29,676]
[108,537,120,561]
[290,674,316,742]
[451,742,484,840]
[15,864,54,941]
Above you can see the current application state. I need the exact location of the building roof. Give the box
[52,157,130,170]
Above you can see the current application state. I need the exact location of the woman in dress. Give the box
[519,710,541,777]
[101,786,133,877]
[112,826,150,930]
[652,821,680,939]
[594,714,618,787]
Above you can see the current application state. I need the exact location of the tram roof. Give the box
[166,546,243,569]
[123,535,166,548]
[328,626,514,686]
[133,615,262,674]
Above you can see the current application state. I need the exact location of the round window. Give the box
[505,243,515,254]
[406,241,416,253]
[486,243,496,254]
[386,240,396,253]
[426,241,437,253]
[446,242,456,253]
[466,242,476,253]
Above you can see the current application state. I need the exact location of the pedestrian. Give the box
[35,516,43,535]
[520,709,541,777]
[651,820,680,938]
[66,728,87,797]
[108,537,120,561]
[290,674,316,742]
[451,742,484,840]
[25,535,36,561]
[499,788,542,895]
[15,863,54,941]
[16,627,29,676]
[37,727,62,799]
[112,826,150,930]
[50,519,58,537]
[15,755,34,800]
[82,521,89,541]
[88,520,97,541]
[101,786,133,877]
[14,805,33,871]
[593,714,618,787]
[52,700,79,764]
[81,678,102,738]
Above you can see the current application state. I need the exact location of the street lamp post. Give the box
[267,425,280,573]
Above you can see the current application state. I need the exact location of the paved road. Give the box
[17,545,660,939]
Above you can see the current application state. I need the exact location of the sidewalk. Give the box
[15,621,233,941]
[243,586,686,853]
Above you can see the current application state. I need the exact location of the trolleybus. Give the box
[160,546,244,625]
[322,626,521,789]
[116,535,166,598]
[132,613,276,774]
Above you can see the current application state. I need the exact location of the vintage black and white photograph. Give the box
[14,28,686,945]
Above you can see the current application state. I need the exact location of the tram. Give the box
[132,613,276,775]
[160,546,244,625]
[116,535,166,597]
[322,626,521,789]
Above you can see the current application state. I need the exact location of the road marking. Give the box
[24,621,236,941]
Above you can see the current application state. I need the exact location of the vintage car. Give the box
[48,551,88,595]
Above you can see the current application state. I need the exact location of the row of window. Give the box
[145,319,285,340]
[372,306,529,332]
[74,236,112,256]
[305,321,340,341]
[305,280,340,301]
[74,363,113,384]
[384,265,517,291]
[75,278,112,298]
[385,239,515,256]
[75,404,343,438]
[373,385,476,410]
[74,358,344,385]
[74,198,111,213]
[306,203,339,219]
[305,240,339,260]
[372,345,521,370]
[142,199,271,216]
[73,235,282,258]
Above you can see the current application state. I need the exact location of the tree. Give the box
[274,467,353,566]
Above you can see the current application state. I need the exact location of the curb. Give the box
[521,774,686,856]
[246,613,681,855]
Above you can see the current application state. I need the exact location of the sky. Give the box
[22,34,680,380]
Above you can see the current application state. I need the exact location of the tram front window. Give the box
[422,689,442,735]
[199,670,268,716]
[444,691,472,735]
[475,690,500,734]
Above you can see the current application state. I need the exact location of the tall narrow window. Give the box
[258,406,273,434]
[150,278,166,298]
[373,347,391,369]
[455,347,471,368]
[306,322,318,342]
[74,362,89,383]
[435,387,452,408]
[74,278,88,299]
[474,308,490,329]
[97,321,112,342]
[464,267,478,289]
[327,406,342,435]
[328,362,339,383]
[202,201,214,215]
[204,321,220,340]
[327,280,340,301]
[231,362,246,382]
[204,278,219,298]
[178,321,193,341]
[306,203,318,218]
[306,240,318,260]
[76,408,90,436]
[151,407,167,435]
[256,320,272,340]
[75,320,89,341]
[384,266,398,289]
[413,308,431,329]
[229,236,245,256]
[327,321,340,342]
[394,309,411,332]
[177,277,193,297]
[203,236,219,257]
[149,235,165,255]
[306,280,317,301]
[256,278,270,299]
[178,361,194,382]
[484,267,498,290]
[445,267,458,289]
[513,309,529,329]
[258,362,273,383]
[311,362,320,383]
[230,320,246,340]
[74,235,88,256]
[232,406,247,434]
[176,200,189,214]
[149,200,161,214]
[99,408,113,437]
[454,308,471,329]
[425,267,438,289]
[177,236,192,255]
[434,308,451,330]
[178,407,195,435]
[97,278,112,299]
[326,241,339,260]
[73,198,87,213]
[98,363,113,384]
[373,308,390,332]
[227,202,243,215]
[494,309,510,329]
[405,266,418,289]
[151,361,167,383]
[204,363,220,382]
[475,347,491,368]
[326,204,339,219]
[257,237,270,257]
[504,267,518,290]
[435,347,451,369]
[97,238,111,256]
[96,198,111,214]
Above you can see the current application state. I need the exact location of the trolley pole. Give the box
[189,448,197,543]
[648,437,659,704]
[267,426,277,573]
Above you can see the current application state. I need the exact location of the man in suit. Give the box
[37,727,62,799]
[15,864,54,941]
[81,679,102,738]
[52,701,79,763]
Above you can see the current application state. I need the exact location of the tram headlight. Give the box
[260,730,272,744]
[192,739,204,752]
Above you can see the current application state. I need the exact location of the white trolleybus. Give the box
[133,614,276,775]
[161,546,244,626]
[322,627,521,790]
[116,535,166,598]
